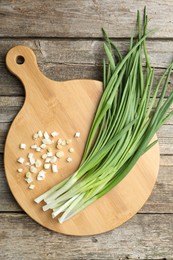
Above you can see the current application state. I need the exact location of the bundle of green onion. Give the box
[35,9,173,223]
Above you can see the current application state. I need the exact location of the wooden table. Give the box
[0,1,173,259]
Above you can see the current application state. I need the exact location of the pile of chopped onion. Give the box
[16,130,78,190]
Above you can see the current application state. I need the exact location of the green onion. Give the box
[35,8,173,224]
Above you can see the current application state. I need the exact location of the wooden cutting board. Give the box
[4,46,160,236]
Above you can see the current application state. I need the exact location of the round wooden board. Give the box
[4,46,160,236]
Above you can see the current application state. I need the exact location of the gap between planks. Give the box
[1,36,173,41]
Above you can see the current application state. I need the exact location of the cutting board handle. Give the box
[6,45,50,94]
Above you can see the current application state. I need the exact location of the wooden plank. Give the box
[140,166,173,213]
[0,97,23,123]
[0,39,173,95]
[0,154,21,211]
[0,153,173,213]
[160,155,173,166]
[0,213,172,259]
[0,0,173,38]
[1,39,173,68]
[157,125,173,154]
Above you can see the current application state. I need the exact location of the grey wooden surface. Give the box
[0,1,173,259]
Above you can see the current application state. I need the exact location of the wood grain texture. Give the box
[0,213,173,260]
[0,0,173,257]
[0,0,173,38]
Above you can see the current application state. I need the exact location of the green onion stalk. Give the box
[35,8,173,224]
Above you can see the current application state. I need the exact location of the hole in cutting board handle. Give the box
[16,55,25,65]
[6,46,50,86]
